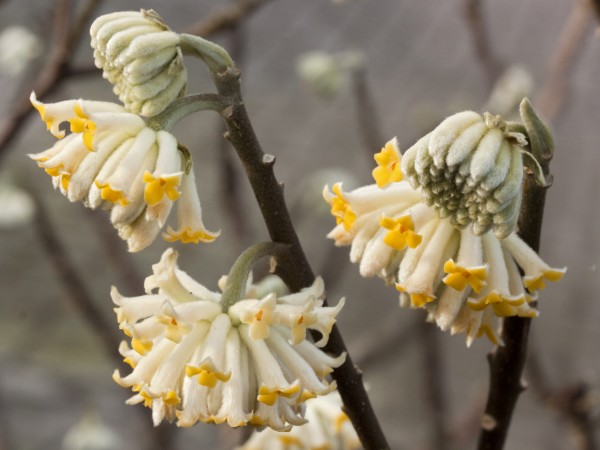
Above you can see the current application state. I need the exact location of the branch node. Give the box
[221,106,234,119]
[481,414,498,431]
[262,153,276,165]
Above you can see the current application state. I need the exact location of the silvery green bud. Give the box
[90,10,187,117]
[401,110,528,238]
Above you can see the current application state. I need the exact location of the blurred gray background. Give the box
[0,0,599,449]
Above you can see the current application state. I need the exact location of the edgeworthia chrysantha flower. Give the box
[29,93,218,251]
[237,392,360,450]
[112,248,345,430]
[90,10,187,117]
[324,133,565,346]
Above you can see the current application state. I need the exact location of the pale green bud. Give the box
[90,10,187,117]
[402,110,528,238]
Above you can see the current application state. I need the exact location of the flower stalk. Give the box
[221,242,289,312]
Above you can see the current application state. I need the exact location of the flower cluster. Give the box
[238,392,360,450]
[90,10,187,117]
[30,93,218,251]
[112,248,345,430]
[324,134,565,345]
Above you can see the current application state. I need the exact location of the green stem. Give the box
[221,242,289,312]
[146,93,231,131]
[179,33,235,72]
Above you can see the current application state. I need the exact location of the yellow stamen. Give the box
[257,384,301,406]
[279,435,303,445]
[123,356,136,368]
[410,293,435,308]
[43,164,64,177]
[186,364,231,388]
[380,215,422,250]
[443,259,487,293]
[143,171,181,206]
[477,324,500,345]
[523,268,565,292]
[334,412,350,432]
[328,183,357,231]
[163,227,220,244]
[131,338,153,356]
[372,140,403,187]
[94,180,128,205]
[69,103,96,151]
[140,390,154,408]
[163,390,180,405]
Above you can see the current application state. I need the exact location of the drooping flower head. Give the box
[112,248,345,430]
[324,119,565,346]
[29,93,218,251]
[237,392,360,450]
[90,10,187,117]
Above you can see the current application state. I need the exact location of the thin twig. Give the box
[534,0,594,123]
[463,0,503,87]
[183,0,274,36]
[351,66,385,154]
[213,65,390,449]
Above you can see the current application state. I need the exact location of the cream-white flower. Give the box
[29,93,218,251]
[112,248,345,430]
[90,10,187,117]
[0,25,42,77]
[324,137,565,346]
[0,180,35,229]
[237,392,360,450]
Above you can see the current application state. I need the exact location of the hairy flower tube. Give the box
[29,93,218,251]
[237,392,360,450]
[324,136,565,346]
[90,9,187,117]
[112,248,345,430]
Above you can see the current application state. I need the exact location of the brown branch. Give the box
[534,0,594,123]
[463,0,503,87]
[183,0,274,36]
[213,66,390,450]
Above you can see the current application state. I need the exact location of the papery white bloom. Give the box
[112,248,345,430]
[29,93,218,251]
[90,10,187,117]
[237,392,360,450]
[324,137,565,346]
[0,25,42,76]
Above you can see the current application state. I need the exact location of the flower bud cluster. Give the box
[90,10,187,117]
[402,111,527,238]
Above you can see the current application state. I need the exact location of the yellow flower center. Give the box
[372,140,403,187]
[380,215,422,250]
[443,259,487,294]
[329,183,356,231]
[94,180,129,205]
[257,384,301,406]
[163,227,220,244]
[69,103,97,151]
[186,363,231,388]
[143,171,181,206]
